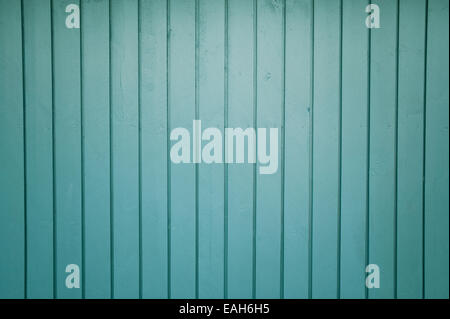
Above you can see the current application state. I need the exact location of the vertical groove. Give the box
[421,0,429,300]
[365,0,372,300]
[166,0,172,299]
[20,0,27,299]
[137,0,143,300]
[50,0,57,299]
[194,0,200,299]
[108,0,114,299]
[223,0,229,300]
[280,0,286,300]
[308,0,314,300]
[79,0,85,300]
[394,0,400,300]
[251,0,258,300]
[337,0,343,300]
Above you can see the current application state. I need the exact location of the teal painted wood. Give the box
[0,0,25,299]
[140,0,169,299]
[23,0,54,299]
[368,0,397,299]
[424,0,449,299]
[168,0,197,298]
[110,0,140,298]
[255,0,283,299]
[81,0,111,298]
[397,0,427,299]
[0,0,449,299]
[340,0,369,299]
[312,0,341,299]
[226,0,254,299]
[283,0,311,299]
[52,0,83,299]
[198,0,225,299]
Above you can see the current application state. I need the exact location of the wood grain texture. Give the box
[0,0,448,299]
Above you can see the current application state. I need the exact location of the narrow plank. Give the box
[312,0,341,299]
[23,0,54,299]
[140,0,169,299]
[255,0,283,298]
[81,0,111,298]
[368,0,398,299]
[110,0,140,298]
[340,0,369,299]
[424,0,449,299]
[283,0,311,299]
[0,0,25,299]
[226,0,255,299]
[52,0,82,299]
[197,0,225,299]
[169,0,197,298]
[397,0,427,299]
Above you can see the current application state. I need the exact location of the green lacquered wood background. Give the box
[0,0,448,299]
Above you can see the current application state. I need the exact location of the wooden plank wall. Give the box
[0,0,448,299]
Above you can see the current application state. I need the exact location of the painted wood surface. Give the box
[0,0,448,299]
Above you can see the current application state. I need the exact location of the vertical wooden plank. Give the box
[283,0,311,299]
[140,0,169,299]
[22,0,54,299]
[198,0,225,299]
[227,0,254,299]
[255,0,283,298]
[169,0,196,298]
[52,0,82,299]
[368,0,397,299]
[340,0,368,299]
[424,0,449,299]
[397,0,427,299]
[0,0,25,299]
[81,0,111,298]
[312,0,341,299]
[110,0,139,299]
